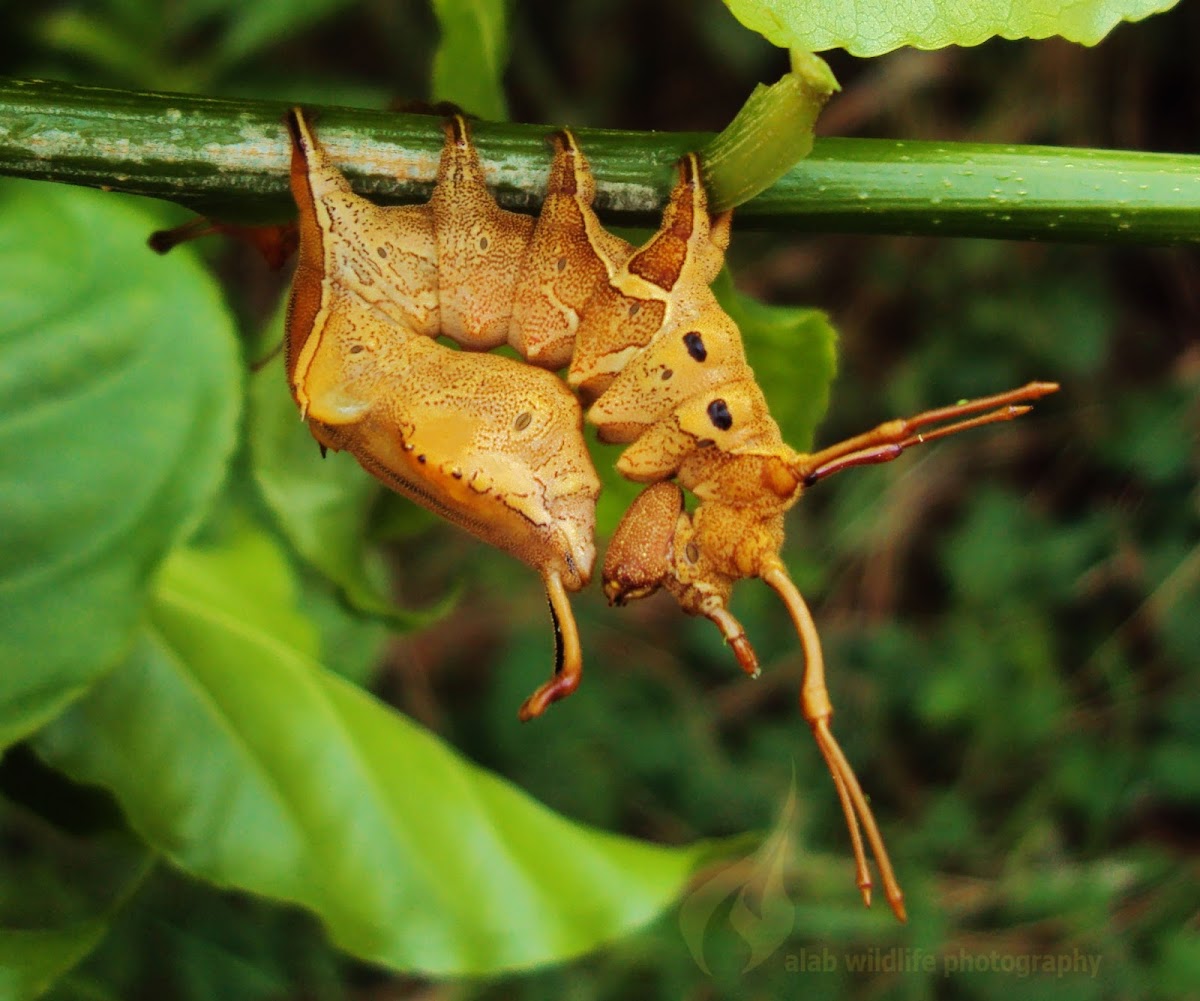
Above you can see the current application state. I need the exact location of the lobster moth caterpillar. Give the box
[284,107,1058,921]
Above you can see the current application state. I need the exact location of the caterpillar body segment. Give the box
[509,129,634,371]
[285,110,600,716]
[284,107,1059,921]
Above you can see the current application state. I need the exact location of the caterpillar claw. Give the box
[518,572,583,720]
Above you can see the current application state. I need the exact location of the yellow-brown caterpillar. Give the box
[285,108,1058,920]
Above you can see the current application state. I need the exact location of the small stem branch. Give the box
[3,77,1200,243]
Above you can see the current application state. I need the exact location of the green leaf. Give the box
[1156,925,1200,999]
[712,270,838,453]
[430,0,510,121]
[40,867,346,1001]
[941,487,1111,607]
[0,924,113,1001]
[0,787,152,1001]
[722,0,1182,57]
[215,0,355,69]
[155,518,322,660]
[33,11,164,88]
[33,527,710,976]
[249,318,449,630]
[0,181,240,750]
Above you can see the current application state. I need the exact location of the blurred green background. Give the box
[2,1,1198,999]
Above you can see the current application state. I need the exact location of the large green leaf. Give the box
[33,526,710,976]
[723,0,1181,57]
[430,0,510,121]
[0,181,240,750]
[214,0,356,69]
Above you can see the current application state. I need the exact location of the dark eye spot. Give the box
[479,236,489,250]
[628,302,642,317]
[685,542,700,564]
[513,411,532,431]
[452,469,463,479]
[377,247,388,259]
[706,399,733,431]
[417,454,427,464]
[556,256,567,272]
[349,344,365,354]
[683,332,707,362]
[661,368,673,381]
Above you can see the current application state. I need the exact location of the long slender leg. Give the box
[799,381,1059,486]
[518,572,584,720]
[762,563,908,922]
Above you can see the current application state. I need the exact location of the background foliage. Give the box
[1,1,1197,999]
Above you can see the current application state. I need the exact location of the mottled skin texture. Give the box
[286,112,599,705]
[285,108,1058,921]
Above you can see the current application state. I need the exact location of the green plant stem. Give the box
[2,77,1199,243]
[701,50,840,213]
